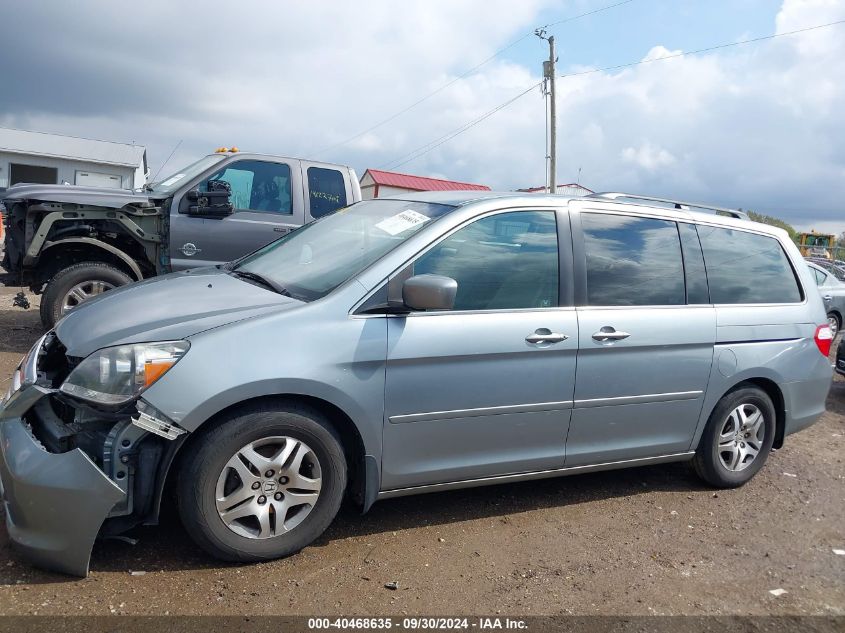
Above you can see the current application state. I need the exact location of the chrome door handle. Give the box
[525,329,568,344]
[592,327,631,342]
[823,294,833,301]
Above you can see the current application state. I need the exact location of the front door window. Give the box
[202,160,292,214]
[413,210,559,310]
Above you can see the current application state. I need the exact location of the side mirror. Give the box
[402,274,457,311]
[183,179,233,217]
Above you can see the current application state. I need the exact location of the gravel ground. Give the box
[0,284,842,616]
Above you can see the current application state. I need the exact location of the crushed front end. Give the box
[0,332,186,577]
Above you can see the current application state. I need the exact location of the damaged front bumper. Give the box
[0,410,125,577]
[0,336,157,577]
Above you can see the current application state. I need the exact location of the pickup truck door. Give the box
[169,158,305,270]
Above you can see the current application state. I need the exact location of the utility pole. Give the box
[536,29,557,193]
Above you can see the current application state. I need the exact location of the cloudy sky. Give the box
[2,0,843,232]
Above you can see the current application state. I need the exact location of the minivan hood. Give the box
[55,268,300,357]
[2,183,157,208]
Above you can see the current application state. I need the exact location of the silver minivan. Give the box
[0,191,833,576]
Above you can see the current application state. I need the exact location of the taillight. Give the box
[814,324,834,357]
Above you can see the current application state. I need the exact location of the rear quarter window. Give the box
[697,225,802,304]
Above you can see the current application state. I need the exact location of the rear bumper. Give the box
[782,363,833,439]
[0,390,124,577]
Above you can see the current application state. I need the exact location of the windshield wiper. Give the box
[229,270,292,297]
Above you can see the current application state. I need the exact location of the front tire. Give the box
[177,403,347,563]
[693,386,776,488]
[40,261,131,329]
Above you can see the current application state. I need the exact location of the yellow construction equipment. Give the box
[798,231,837,259]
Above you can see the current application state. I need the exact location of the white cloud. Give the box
[1,0,844,230]
[621,142,677,171]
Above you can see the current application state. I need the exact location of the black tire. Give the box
[177,402,347,563]
[693,385,776,488]
[40,261,132,329]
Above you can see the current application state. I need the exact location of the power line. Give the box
[556,18,845,80]
[381,83,542,170]
[380,18,845,171]
[542,0,636,29]
[315,0,637,157]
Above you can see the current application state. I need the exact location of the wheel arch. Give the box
[38,238,144,286]
[152,393,378,526]
[741,377,787,449]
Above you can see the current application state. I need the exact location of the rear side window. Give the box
[697,226,802,304]
[308,167,348,218]
[582,213,685,306]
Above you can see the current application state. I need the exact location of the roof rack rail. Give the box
[585,192,749,220]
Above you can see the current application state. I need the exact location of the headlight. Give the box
[60,341,189,406]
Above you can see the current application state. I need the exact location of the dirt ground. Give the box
[0,284,842,616]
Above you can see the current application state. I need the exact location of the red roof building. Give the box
[361,168,490,199]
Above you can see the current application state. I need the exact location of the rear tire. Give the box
[40,261,131,329]
[177,402,347,563]
[693,386,775,488]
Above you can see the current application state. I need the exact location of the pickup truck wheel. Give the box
[693,386,775,488]
[177,403,347,563]
[40,261,132,329]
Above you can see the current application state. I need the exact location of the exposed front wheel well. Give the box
[34,242,143,290]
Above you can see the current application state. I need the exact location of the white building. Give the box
[0,127,147,190]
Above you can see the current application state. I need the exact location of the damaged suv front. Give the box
[0,332,189,576]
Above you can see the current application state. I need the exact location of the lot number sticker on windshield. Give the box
[375,210,431,236]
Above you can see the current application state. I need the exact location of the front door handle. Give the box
[525,328,568,344]
[592,327,631,342]
[274,226,291,233]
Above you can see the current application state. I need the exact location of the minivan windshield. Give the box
[232,199,454,301]
[146,154,226,194]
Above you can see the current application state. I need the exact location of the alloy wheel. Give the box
[61,280,116,315]
[717,403,765,472]
[215,436,322,539]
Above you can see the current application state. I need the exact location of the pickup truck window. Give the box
[308,167,348,218]
[202,160,293,214]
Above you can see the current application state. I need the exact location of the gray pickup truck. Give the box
[1,151,361,328]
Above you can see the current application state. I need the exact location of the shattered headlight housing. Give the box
[60,341,190,406]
